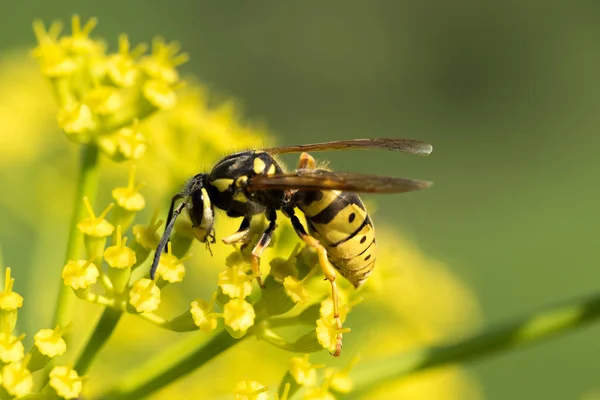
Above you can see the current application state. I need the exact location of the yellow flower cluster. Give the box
[233,355,356,400]
[62,168,168,316]
[19,14,482,400]
[0,268,82,398]
[33,15,187,161]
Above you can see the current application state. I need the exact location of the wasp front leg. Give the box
[284,207,344,357]
[249,209,278,288]
[222,216,252,245]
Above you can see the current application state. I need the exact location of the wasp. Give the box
[150,138,432,356]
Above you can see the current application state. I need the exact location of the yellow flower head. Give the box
[218,264,253,299]
[104,226,136,269]
[106,34,146,87]
[97,122,148,162]
[62,260,99,290]
[233,377,269,400]
[49,366,83,400]
[325,357,360,394]
[58,15,102,58]
[57,103,96,138]
[319,291,360,324]
[315,317,350,355]
[132,210,163,250]
[112,165,146,211]
[156,243,187,283]
[84,86,123,116]
[223,298,255,337]
[34,326,68,358]
[77,197,114,237]
[32,19,78,77]
[190,297,219,333]
[289,355,324,386]
[0,333,25,363]
[283,276,310,304]
[2,356,32,398]
[140,37,188,84]
[129,278,161,313]
[0,268,23,311]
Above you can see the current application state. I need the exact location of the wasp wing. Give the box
[264,138,432,156]
[247,170,432,194]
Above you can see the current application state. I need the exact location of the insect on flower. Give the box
[150,138,433,356]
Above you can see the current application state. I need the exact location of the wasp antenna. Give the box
[150,201,186,279]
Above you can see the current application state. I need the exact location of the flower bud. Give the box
[0,268,23,334]
[49,366,83,399]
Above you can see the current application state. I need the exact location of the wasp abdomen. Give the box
[299,190,376,288]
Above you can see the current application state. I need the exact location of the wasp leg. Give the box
[222,216,252,245]
[298,152,317,169]
[285,208,343,357]
[250,209,277,288]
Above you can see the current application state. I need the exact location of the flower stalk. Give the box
[342,290,600,398]
[53,143,100,331]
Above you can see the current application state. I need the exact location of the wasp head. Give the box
[185,173,216,245]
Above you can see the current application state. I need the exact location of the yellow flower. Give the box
[143,79,177,109]
[156,243,187,283]
[62,260,99,290]
[315,317,350,355]
[0,268,23,334]
[129,278,161,313]
[97,122,147,162]
[319,293,360,325]
[84,86,123,116]
[34,327,67,358]
[289,355,323,386]
[0,333,25,363]
[140,37,188,84]
[112,165,145,211]
[324,357,359,394]
[57,103,96,139]
[104,225,136,269]
[49,366,83,399]
[0,268,23,311]
[106,35,146,87]
[223,298,255,337]
[2,357,32,398]
[283,276,310,304]
[32,20,79,77]
[77,197,114,238]
[218,264,253,299]
[57,15,103,58]
[233,377,269,400]
[131,211,162,250]
[190,298,219,333]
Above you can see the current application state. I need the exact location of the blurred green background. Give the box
[2,1,600,398]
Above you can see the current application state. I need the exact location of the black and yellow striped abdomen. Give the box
[298,190,375,288]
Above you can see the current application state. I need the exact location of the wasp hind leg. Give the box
[222,216,252,245]
[249,209,278,288]
[284,207,343,357]
[298,152,317,169]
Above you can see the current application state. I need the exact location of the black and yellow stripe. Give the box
[299,190,375,288]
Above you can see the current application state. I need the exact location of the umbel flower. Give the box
[0,13,483,400]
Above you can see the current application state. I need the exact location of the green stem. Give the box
[53,144,100,329]
[97,329,241,399]
[74,307,123,375]
[342,291,600,398]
